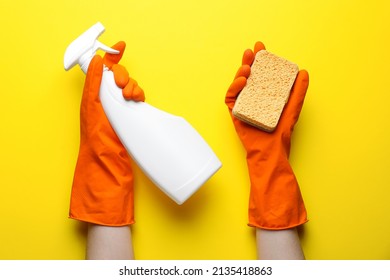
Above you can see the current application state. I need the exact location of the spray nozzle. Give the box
[64,22,119,72]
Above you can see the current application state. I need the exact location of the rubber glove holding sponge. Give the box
[225,42,309,230]
[70,42,144,226]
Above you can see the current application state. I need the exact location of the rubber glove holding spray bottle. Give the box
[70,42,143,226]
[65,23,221,205]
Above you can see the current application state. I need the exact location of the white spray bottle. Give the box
[64,22,222,204]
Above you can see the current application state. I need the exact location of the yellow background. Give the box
[0,0,389,260]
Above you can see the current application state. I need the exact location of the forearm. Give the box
[86,224,134,260]
[256,227,304,260]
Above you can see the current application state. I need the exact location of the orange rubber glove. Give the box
[69,41,144,226]
[225,42,309,230]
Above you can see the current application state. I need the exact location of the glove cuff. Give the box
[69,146,135,226]
[246,153,307,230]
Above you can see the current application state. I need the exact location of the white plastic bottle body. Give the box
[99,69,222,204]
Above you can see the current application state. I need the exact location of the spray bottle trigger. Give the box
[95,41,120,55]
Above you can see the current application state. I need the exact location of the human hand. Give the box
[69,41,142,226]
[103,41,145,101]
[225,42,309,154]
[225,42,309,229]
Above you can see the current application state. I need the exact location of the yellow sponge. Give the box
[232,50,299,132]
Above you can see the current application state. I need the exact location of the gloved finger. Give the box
[242,49,255,66]
[225,76,247,110]
[122,79,134,99]
[123,78,145,102]
[253,41,266,55]
[83,55,103,107]
[241,41,265,66]
[226,64,252,109]
[112,64,130,88]
[132,86,145,102]
[103,41,126,69]
[281,69,309,125]
[226,42,265,110]
[234,64,251,80]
